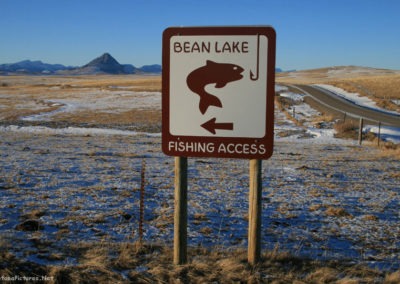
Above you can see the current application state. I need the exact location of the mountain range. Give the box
[0,53,162,75]
[0,53,285,75]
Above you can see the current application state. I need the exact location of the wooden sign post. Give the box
[174,157,188,265]
[248,159,262,264]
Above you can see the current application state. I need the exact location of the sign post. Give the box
[174,157,188,265]
[162,26,276,265]
[248,159,262,264]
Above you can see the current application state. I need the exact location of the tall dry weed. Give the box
[0,244,393,283]
[334,121,358,139]
[305,267,339,283]
[377,142,400,159]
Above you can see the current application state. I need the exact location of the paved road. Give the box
[289,84,400,127]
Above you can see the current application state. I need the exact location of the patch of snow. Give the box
[365,125,400,144]
[294,102,321,119]
[0,125,161,137]
[21,102,76,121]
[279,92,304,103]
[327,66,377,76]
[20,91,161,121]
[275,84,288,92]
[108,85,133,90]
[315,84,378,107]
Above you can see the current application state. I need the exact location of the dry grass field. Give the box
[277,66,400,113]
[2,66,398,126]
[2,242,400,283]
[1,71,399,282]
[0,75,161,127]
[325,74,400,112]
[276,65,400,84]
[1,129,399,282]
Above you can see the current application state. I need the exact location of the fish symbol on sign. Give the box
[186,60,244,114]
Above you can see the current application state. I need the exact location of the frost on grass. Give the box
[0,131,399,272]
[1,77,399,281]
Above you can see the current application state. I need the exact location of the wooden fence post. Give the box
[248,159,262,265]
[378,122,381,147]
[174,156,188,265]
[358,118,364,145]
[139,159,145,242]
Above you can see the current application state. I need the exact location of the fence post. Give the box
[139,159,145,242]
[378,122,381,147]
[174,156,188,265]
[358,118,364,145]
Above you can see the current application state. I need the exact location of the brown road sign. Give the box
[162,26,276,159]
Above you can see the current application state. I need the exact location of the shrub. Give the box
[334,121,358,139]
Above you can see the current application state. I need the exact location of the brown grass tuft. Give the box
[0,243,392,283]
[334,121,359,139]
[385,270,400,283]
[378,142,400,159]
[325,206,353,218]
[305,267,339,283]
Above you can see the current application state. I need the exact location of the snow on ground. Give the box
[313,84,400,143]
[1,128,399,270]
[0,125,161,137]
[364,125,400,144]
[21,90,161,121]
[275,85,349,144]
[0,84,399,272]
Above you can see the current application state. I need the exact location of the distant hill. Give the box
[138,64,162,74]
[0,53,162,75]
[60,53,131,75]
[276,65,400,84]
[0,60,75,74]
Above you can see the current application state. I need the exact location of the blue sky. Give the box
[1,0,399,70]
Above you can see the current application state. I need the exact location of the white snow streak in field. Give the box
[365,125,400,143]
[0,125,161,137]
[21,91,161,121]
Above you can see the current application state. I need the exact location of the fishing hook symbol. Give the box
[250,34,260,81]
